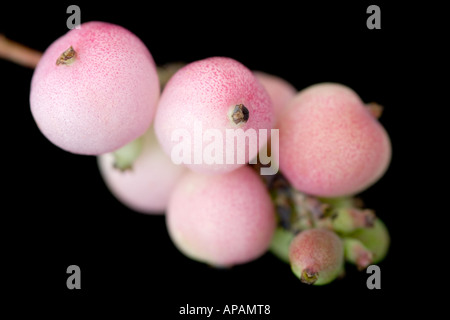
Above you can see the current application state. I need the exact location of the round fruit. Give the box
[166,166,276,267]
[289,228,344,285]
[279,83,391,197]
[154,57,273,174]
[98,127,187,214]
[30,21,159,155]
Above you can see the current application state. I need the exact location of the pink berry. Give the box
[289,228,344,285]
[30,21,159,155]
[166,166,276,267]
[279,83,391,197]
[253,71,296,124]
[97,128,187,214]
[154,57,273,174]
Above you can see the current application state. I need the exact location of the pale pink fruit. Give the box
[166,166,276,267]
[279,83,391,197]
[253,71,296,123]
[30,21,159,155]
[98,127,187,214]
[154,57,273,174]
[289,228,344,285]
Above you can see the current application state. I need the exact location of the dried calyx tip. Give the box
[364,210,376,227]
[366,102,384,119]
[356,253,372,271]
[56,46,76,66]
[301,269,319,285]
[231,104,249,125]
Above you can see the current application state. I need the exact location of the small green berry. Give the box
[350,218,390,264]
[269,227,295,263]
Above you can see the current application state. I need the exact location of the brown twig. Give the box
[0,34,42,68]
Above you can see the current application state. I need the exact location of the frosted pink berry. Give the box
[30,21,159,155]
[166,166,276,267]
[97,127,187,214]
[279,83,391,197]
[154,57,273,174]
[253,71,296,123]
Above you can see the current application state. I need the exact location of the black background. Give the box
[1,1,428,317]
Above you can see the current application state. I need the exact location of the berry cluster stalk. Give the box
[0,34,42,68]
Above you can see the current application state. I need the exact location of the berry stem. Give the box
[0,34,42,68]
[112,136,144,171]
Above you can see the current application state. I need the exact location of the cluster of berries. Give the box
[29,21,391,285]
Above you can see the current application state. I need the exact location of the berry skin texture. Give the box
[154,57,273,174]
[98,127,187,214]
[166,166,276,267]
[30,21,160,155]
[350,218,390,264]
[278,83,391,197]
[289,228,344,285]
[269,227,295,264]
[253,71,296,123]
[343,237,373,270]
